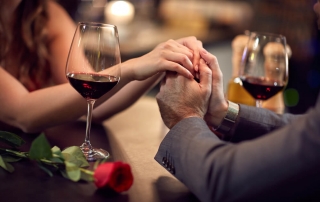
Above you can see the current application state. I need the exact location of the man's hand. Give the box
[200,50,229,128]
[156,58,212,129]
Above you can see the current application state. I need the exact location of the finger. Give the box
[160,52,194,79]
[198,59,212,91]
[193,47,200,72]
[173,42,194,60]
[200,49,224,88]
[200,49,219,71]
[164,39,194,60]
[189,40,202,72]
[176,37,203,72]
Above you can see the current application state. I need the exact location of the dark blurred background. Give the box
[57,0,320,114]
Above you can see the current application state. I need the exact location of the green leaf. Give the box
[37,162,53,177]
[64,161,81,182]
[52,146,62,156]
[0,154,22,162]
[29,133,52,160]
[0,131,25,147]
[0,148,28,158]
[49,146,64,164]
[49,157,64,164]
[62,146,89,168]
[0,155,15,173]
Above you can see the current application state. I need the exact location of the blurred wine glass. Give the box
[239,32,288,108]
[66,22,121,161]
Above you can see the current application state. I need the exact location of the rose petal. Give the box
[93,161,133,193]
[109,163,133,192]
[93,162,114,188]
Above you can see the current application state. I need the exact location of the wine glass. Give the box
[66,22,121,161]
[239,32,288,108]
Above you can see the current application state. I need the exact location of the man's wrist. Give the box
[212,100,239,135]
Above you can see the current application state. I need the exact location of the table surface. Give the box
[0,96,199,202]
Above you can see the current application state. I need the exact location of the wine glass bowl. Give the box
[239,32,288,108]
[66,22,121,161]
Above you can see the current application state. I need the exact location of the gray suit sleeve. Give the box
[155,99,320,202]
[227,104,305,142]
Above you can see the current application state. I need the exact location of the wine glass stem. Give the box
[83,99,96,152]
[256,100,263,108]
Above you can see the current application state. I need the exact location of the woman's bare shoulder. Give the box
[46,0,76,40]
[47,0,70,19]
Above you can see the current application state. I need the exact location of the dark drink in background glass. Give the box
[238,32,288,108]
[241,76,284,100]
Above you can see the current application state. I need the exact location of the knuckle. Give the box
[171,63,180,70]
[167,39,175,43]
[162,43,170,49]
[220,71,224,77]
[163,39,174,48]
[204,69,212,77]
[181,55,189,63]
[185,51,193,58]
[158,50,167,59]
[188,36,196,41]
[211,55,217,61]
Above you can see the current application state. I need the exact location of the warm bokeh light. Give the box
[105,1,135,25]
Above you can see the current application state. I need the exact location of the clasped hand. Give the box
[156,46,228,130]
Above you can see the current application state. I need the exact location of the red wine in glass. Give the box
[67,73,119,100]
[241,77,284,100]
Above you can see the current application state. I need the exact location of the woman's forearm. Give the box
[92,72,164,122]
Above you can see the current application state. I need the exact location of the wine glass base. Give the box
[81,146,110,162]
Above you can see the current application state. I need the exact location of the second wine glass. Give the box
[66,22,121,161]
[239,32,288,108]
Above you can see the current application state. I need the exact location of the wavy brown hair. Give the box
[0,0,50,91]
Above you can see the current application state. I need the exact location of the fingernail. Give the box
[196,72,200,79]
[195,65,199,72]
[201,49,208,54]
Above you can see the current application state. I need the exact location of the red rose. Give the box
[93,161,133,193]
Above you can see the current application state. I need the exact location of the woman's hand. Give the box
[123,37,203,81]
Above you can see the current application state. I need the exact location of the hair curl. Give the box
[0,0,50,91]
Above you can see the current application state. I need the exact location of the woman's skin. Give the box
[0,0,203,133]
